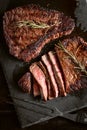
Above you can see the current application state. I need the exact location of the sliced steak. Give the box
[48,51,66,96]
[3,4,75,62]
[18,72,31,93]
[33,78,40,97]
[55,36,87,93]
[30,62,48,101]
[37,61,55,100]
[41,54,59,97]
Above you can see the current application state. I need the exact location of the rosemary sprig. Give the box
[14,20,50,29]
[56,42,87,76]
[13,20,61,29]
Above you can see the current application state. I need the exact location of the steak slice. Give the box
[18,72,31,93]
[3,4,75,62]
[41,54,59,97]
[30,62,48,101]
[37,61,55,100]
[55,36,87,93]
[48,51,66,96]
[33,78,40,97]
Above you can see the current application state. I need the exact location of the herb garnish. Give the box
[13,20,61,29]
[14,20,51,29]
[56,42,87,76]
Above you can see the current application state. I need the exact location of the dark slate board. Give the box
[0,0,87,128]
[0,36,87,128]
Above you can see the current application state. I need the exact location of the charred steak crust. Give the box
[3,4,75,62]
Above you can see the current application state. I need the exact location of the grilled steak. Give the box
[55,36,87,93]
[18,72,31,93]
[3,4,75,62]
[30,62,48,101]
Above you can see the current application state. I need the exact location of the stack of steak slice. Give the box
[18,36,87,101]
[3,4,75,62]
[29,49,68,100]
[30,62,48,101]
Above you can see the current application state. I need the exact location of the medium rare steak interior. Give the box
[18,36,87,101]
[30,62,48,101]
[3,4,75,62]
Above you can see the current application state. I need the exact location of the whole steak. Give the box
[55,36,87,93]
[3,4,75,62]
